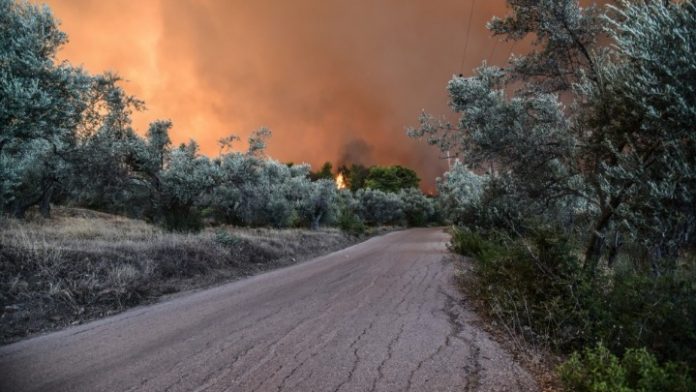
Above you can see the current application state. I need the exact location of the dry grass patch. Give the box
[0,208,379,344]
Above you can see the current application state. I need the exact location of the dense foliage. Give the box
[0,0,93,218]
[0,0,437,232]
[363,165,420,193]
[413,0,696,387]
[338,164,370,191]
[559,343,695,392]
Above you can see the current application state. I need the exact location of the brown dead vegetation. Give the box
[0,208,380,344]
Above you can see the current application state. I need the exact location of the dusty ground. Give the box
[0,227,536,392]
[0,208,385,344]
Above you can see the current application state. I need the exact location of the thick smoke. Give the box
[338,138,374,167]
[47,0,513,188]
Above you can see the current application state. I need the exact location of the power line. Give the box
[459,0,477,73]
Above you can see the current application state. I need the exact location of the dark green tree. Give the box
[364,165,420,193]
[347,164,370,191]
[311,161,334,181]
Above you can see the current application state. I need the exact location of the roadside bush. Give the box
[558,343,695,392]
[450,176,529,236]
[354,188,404,226]
[600,266,696,368]
[337,210,366,236]
[453,224,696,379]
[449,226,496,258]
[452,226,602,349]
[398,188,436,227]
[436,161,486,224]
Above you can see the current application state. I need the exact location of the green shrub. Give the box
[449,226,499,258]
[559,343,695,392]
[454,226,596,349]
[399,188,436,227]
[213,230,242,247]
[600,267,696,368]
[452,224,696,386]
[354,188,404,225]
[338,210,366,236]
[161,206,203,232]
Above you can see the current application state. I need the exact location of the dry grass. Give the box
[0,208,373,344]
[450,255,564,392]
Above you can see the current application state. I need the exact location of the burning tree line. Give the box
[309,161,419,193]
[0,0,437,232]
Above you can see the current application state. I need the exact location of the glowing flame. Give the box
[335,173,347,190]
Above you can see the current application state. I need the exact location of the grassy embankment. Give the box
[0,208,385,344]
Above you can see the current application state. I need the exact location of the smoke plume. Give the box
[46,0,518,188]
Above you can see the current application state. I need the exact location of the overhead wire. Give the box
[458,0,477,73]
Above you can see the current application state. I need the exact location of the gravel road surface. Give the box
[0,228,536,391]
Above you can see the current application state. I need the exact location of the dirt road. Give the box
[0,228,536,391]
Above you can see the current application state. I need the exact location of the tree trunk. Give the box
[606,231,621,269]
[39,182,55,218]
[584,195,623,274]
[11,180,56,219]
[311,211,323,231]
[584,215,610,274]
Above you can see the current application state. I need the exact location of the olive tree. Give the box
[411,0,696,270]
[0,0,92,217]
[577,0,696,264]
[158,141,216,231]
[436,161,487,224]
[66,75,148,215]
[398,187,436,226]
[354,188,404,225]
[294,178,339,229]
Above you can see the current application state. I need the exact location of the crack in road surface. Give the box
[0,228,537,392]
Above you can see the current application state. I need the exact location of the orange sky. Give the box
[45,0,518,188]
